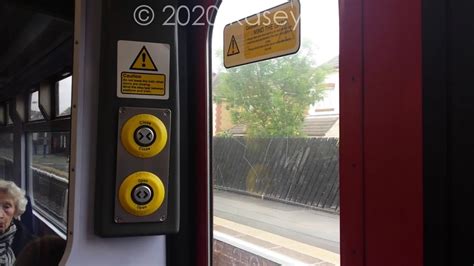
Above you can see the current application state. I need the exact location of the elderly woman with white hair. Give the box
[0,180,34,265]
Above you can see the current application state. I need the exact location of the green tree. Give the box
[214,46,331,137]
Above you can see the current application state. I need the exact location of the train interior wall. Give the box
[0,0,74,247]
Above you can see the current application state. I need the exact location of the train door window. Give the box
[27,131,70,229]
[29,91,44,121]
[211,1,340,265]
[56,76,72,117]
[24,77,72,240]
[6,102,13,125]
[0,133,14,181]
[0,104,5,125]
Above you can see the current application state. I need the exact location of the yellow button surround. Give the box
[118,171,165,216]
[121,114,168,158]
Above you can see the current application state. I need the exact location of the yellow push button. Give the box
[121,114,167,158]
[118,171,165,216]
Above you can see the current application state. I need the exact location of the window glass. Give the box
[212,1,340,265]
[6,102,13,125]
[0,104,4,125]
[28,132,70,228]
[0,133,14,181]
[29,91,44,121]
[56,76,72,117]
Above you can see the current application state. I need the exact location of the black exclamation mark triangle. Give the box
[227,35,240,57]
[130,46,158,71]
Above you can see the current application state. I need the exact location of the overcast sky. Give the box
[211,0,339,71]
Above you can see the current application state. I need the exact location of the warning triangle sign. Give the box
[130,46,158,71]
[227,35,240,56]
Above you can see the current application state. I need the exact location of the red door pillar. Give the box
[341,0,423,265]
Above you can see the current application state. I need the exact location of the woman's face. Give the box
[0,192,15,233]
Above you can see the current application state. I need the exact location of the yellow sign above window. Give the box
[223,0,301,68]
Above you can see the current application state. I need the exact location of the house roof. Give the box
[226,115,339,137]
[320,56,339,70]
[302,115,339,137]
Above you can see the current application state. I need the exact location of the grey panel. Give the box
[114,106,171,223]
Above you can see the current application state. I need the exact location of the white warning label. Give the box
[117,40,170,99]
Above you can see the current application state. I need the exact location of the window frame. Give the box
[25,130,70,233]
[5,101,14,126]
[28,89,46,122]
[0,102,5,126]
[22,72,73,235]
[54,73,73,118]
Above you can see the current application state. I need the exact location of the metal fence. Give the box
[0,157,68,225]
[213,137,340,212]
[31,167,68,224]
